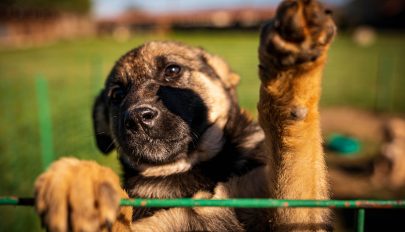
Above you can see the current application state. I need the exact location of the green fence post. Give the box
[357,209,365,232]
[91,56,103,95]
[375,54,395,112]
[35,76,54,169]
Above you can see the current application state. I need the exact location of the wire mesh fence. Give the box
[0,54,111,231]
[1,32,405,231]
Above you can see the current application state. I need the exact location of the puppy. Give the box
[35,0,336,231]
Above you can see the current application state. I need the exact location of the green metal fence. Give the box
[1,197,405,232]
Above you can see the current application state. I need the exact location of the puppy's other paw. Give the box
[35,158,124,232]
[260,0,336,69]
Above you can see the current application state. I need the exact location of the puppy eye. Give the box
[164,64,182,81]
[110,86,126,104]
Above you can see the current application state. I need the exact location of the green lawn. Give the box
[0,31,404,231]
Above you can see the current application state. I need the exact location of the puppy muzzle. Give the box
[124,105,160,133]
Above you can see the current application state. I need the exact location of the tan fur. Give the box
[35,0,336,231]
[257,0,335,230]
[259,61,331,231]
[203,52,240,88]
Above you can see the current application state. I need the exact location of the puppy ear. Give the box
[201,52,240,89]
[92,91,115,154]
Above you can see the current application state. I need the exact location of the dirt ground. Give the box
[321,107,405,199]
[320,107,405,231]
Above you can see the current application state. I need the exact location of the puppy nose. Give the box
[124,106,159,131]
[134,106,158,126]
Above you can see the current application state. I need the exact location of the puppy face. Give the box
[93,41,240,166]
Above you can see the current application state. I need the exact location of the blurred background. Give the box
[0,0,404,231]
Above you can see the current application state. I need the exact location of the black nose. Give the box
[135,107,158,124]
[125,106,158,131]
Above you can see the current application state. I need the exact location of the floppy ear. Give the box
[92,91,115,154]
[201,52,240,89]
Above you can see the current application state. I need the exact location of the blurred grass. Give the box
[0,31,404,231]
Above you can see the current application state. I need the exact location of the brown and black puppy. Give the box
[35,0,336,231]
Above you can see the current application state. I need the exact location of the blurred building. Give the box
[0,0,95,47]
[97,7,276,36]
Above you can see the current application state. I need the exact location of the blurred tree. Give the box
[344,0,405,28]
[0,0,91,14]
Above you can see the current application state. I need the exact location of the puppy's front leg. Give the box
[258,0,336,230]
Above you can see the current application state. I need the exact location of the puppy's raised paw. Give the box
[260,0,336,69]
[35,158,126,232]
